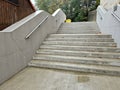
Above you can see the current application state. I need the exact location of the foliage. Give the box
[35,0,100,22]
[35,0,63,13]
[61,0,89,21]
[96,0,100,7]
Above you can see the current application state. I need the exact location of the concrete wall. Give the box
[0,9,66,85]
[100,0,120,10]
[97,5,120,47]
[52,9,66,29]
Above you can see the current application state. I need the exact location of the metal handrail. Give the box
[25,16,49,39]
[112,12,120,22]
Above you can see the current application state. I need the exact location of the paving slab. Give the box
[0,67,120,90]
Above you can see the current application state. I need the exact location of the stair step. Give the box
[59,28,98,31]
[58,27,99,32]
[58,29,99,31]
[59,28,98,30]
[28,60,120,76]
[49,34,112,38]
[61,23,98,26]
[61,22,99,27]
[36,49,120,59]
[58,31,100,34]
[43,41,116,47]
[33,55,120,67]
[40,45,120,53]
[45,38,114,42]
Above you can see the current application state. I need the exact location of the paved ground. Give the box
[0,67,120,90]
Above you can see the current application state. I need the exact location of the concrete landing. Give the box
[0,67,120,90]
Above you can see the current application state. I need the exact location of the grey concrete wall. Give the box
[97,5,120,47]
[52,9,66,29]
[0,9,66,85]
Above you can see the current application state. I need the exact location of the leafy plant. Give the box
[35,0,100,21]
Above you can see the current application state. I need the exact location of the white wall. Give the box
[97,5,120,47]
[0,9,66,85]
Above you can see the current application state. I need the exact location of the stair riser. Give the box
[59,25,99,30]
[61,23,98,26]
[58,32,100,34]
[29,63,120,76]
[59,29,98,31]
[33,56,120,67]
[58,29,99,32]
[43,42,116,47]
[59,28,98,30]
[49,35,112,38]
[58,29,99,31]
[40,46,120,53]
[36,51,120,59]
[45,38,114,42]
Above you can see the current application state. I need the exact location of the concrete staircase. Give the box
[28,22,120,76]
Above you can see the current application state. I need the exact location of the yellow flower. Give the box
[65,19,71,23]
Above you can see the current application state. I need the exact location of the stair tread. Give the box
[43,41,116,47]
[58,32,99,34]
[40,45,120,49]
[49,34,112,38]
[40,45,120,52]
[58,32,101,34]
[58,29,99,31]
[43,41,115,43]
[59,30,98,31]
[37,49,120,55]
[29,60,120,72]
[37,49,120,59]
[50,34,111,36]
[46,37,113,40]
[33,54,120,61]
[45,38,114,42]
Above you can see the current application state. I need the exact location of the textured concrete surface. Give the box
[0,67,120,90]
[45,38,114,42]
[43,41,116,47]
[40,45,120,53]
[36,49,120,59]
